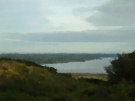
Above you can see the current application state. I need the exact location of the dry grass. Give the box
[71,73,108,81]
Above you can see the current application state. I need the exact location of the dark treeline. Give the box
[0,53,116,64]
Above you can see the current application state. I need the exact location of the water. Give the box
[43,57,114,73]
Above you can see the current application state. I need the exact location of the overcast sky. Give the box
[0,0,134,53]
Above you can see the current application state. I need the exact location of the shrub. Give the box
[105,51,135,83]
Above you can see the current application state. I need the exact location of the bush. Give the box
[105,51,135,83]
[46,67,57,74]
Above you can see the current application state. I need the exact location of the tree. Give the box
[105,51,135,83]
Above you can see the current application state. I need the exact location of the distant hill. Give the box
[0,53,116,64]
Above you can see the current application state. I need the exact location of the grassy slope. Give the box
[0,59,135,101]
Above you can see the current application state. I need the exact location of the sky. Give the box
[0,0,135,53]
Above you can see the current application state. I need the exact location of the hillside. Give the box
[0,53,116,64]
[0,59,135,101]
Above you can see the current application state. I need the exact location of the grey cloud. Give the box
[1,30,135,42]
[87,0,135,26]
[73,7,95,15]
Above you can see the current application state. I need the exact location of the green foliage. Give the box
[47,67,57,73]
[0,58,135,101]
[105,51,135,83]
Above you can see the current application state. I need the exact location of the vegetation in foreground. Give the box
[0,51,134,101]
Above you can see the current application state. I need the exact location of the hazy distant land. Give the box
[0,53,116,64]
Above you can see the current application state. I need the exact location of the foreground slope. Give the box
[0,59,135,101]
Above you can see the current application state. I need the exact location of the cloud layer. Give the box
[0,30,135,42]
[87,0,135,27]
[0,0,134,53]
